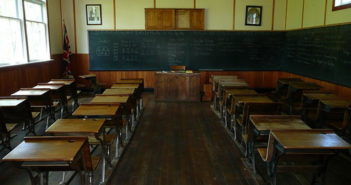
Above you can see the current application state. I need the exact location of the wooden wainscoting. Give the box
[71,54,351,98]
[0,54,64,96]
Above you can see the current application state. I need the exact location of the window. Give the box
[0,0,49,66]
[333,0,351,11]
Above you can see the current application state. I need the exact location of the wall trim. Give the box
[301,0,305,28]
[285,0,288,30]
[272,0,275,30]
[73,0,77,53]
[233,0,236,30]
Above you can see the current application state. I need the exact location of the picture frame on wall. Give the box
[86,4,102,25]
[245,6,262,26]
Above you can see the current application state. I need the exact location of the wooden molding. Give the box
[324,0,328,25]
[73,0,77,53]
[285,0,288,30]
[272,0,276,30]
[301,0,305,28]
[233,0,236,30]
[113,0,116,30]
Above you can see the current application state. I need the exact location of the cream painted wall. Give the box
[286,0,303,30]
[61,0,76,53]
[116,0,154,29]
[274,0,287,30]
[196,0,233,30]
[235,0,274,30]
[47,0,63,54]
[326,0,351,25]
[284,0,351,29]
[75,0,114,53]
[53,0,351,55]
[156,0,193,8]
[303,0,325,28]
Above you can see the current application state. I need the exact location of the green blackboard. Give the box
[88,31,285,71]
[284,24,351,87]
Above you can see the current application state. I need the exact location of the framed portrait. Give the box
[245,6,262,26]
[86,4,102,25]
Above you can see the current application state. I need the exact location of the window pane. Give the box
[24,1,43,22]
[0,17,25,65]
[335,0,351,6]
[26,21,49,60]
[0,0,18,18]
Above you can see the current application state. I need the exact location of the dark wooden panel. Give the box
[155,72,200,101]
[0,54,64,96]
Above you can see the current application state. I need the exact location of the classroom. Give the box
[1,0,351,185]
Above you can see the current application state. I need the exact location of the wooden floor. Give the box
[108,94,257,185]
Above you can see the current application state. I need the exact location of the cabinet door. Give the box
[145,9,175,30]
[190,9,204,30]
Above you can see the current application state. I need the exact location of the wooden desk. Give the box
[260,130,351,185]
[277,78,303,87]
[12,89,49,96]
[229,95,272,116]
[155,72,200,101]
[2,136,89,185]
[222,89,257,123]
[111,84,139,89]
[211,75,237,91]
[0,99,26,107]
[223,89,257,111]
[73,104,119,117]
[46,119,105,134]
[103,88,135,95]
[48,79,74,86]
[250,115,310,133]
[90,95,129,104]
[49,79,78,104]
[249,115,310,173]
[0,98,34,147]
[315,98,351,129]
[235,95,273,105]
[272,129,351,149]
[319,99,351,109]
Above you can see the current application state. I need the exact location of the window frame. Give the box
[333,0,351,11]
[0,0,51,67]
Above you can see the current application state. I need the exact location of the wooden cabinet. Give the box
[155,72,200,101]
[145,9,175,30]
[145,8,204,30]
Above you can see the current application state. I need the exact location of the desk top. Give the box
[103,88,135,95]
[33,84,64,90]
[12,89,49,96]
[235,95,273,104]
[289,82,321,90]
[272,130,351,150]
[2,137,86,162]
[73,104,119,116]
[46,119,105,134]
[225,89,257,96]
[320,99,351,109]
[90,95,129,104]
[79,74,96,78]
[303,92,338,101]
[0,99,26,107]
[277,78,303,85]
[111,84,139,89]
[48,80,74,85]
[250,115,310,131]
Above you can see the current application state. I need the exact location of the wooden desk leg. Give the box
[114,134,120,159]
[311,155,334,185]
[40,171,49,185]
